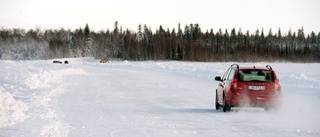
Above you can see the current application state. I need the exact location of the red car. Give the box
[215,64,282,112]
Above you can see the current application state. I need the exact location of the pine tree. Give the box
[84,23,90,38]
[82,23,92,57]
[137,24,143,42]
[177,23,183,38]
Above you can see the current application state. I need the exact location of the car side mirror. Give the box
[215,76,222,81]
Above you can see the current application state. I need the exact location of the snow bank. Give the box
[0,59,87,136]
[0,87,28,128]
[24,67,87,89]
[26,66,87,137]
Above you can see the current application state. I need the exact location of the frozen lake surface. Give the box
[1,58,320,137]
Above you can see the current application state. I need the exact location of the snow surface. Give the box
[0,58,320,137]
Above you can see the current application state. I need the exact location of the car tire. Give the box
[223,94,230,112]
[264,107,271,111]
[264,106,280,112]
[215,91,220,110]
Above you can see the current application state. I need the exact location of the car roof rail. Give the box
[231,64,239,69]
[266,65,272,70]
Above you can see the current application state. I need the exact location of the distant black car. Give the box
[53,60,62,64]
[53,60,68,64]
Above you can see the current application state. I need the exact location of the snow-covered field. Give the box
[1,58,320,137]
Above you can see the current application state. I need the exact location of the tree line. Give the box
[1,22,319,62]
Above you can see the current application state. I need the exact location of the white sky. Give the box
[0,0,319,34]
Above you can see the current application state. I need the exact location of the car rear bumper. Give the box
[228,94,282,107]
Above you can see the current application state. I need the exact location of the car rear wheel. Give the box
[215,91,220,110]
[264,107,272,111]
[223,94,231,112]
[264,106,280,112]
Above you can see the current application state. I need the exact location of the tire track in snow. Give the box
[22,64,87,136]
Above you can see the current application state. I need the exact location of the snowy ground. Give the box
[1,58,320,137]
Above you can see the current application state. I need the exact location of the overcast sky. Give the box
[1,0,319,34]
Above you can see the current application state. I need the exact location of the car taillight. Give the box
[231,78,238,90]
[274,79,281,94]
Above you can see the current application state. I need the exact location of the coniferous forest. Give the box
[1,22,319,62]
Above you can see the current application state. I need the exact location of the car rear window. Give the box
[238,70,274,82]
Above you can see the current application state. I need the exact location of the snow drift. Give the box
[0,87,28,128]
